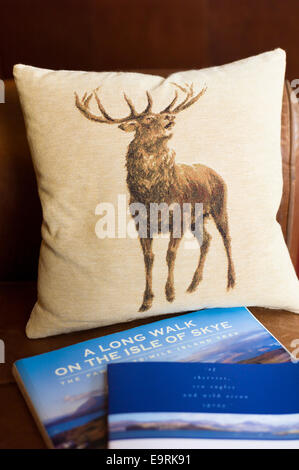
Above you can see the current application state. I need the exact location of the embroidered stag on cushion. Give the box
[75,84,236,312]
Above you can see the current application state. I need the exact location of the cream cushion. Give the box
[14,48,299,338]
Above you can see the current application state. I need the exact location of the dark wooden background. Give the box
[1,0,299,79]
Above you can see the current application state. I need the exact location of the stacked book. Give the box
[13,307,299,449]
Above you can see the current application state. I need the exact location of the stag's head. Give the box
[75,83,206,143]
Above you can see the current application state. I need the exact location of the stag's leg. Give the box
[139,237,155,312]
[165,235,182,302]
[213,211,236,289]
[187,221,211,293]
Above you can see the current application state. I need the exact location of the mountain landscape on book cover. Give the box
[13,307,292,449]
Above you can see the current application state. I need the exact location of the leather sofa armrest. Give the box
[277,81,299,273]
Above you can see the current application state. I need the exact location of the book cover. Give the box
[108,362,299,449]
[13,307,291,449]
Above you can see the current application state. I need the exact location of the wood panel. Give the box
[1,0,299,78]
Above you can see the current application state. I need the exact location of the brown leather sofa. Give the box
[0,76,299,449]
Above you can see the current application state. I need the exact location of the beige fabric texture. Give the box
[14,48,299,339]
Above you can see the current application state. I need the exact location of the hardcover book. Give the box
[108,362,299,449]
[13,307,291,449]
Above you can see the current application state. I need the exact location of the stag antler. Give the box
[75,88,153,124]
[160,82,207,114]
[75,82,206,123]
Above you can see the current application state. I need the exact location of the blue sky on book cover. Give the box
[14,307,291,448]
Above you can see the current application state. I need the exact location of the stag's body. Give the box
[126,135,222,209]
[125,131,235,311]
[75,83,236,312]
